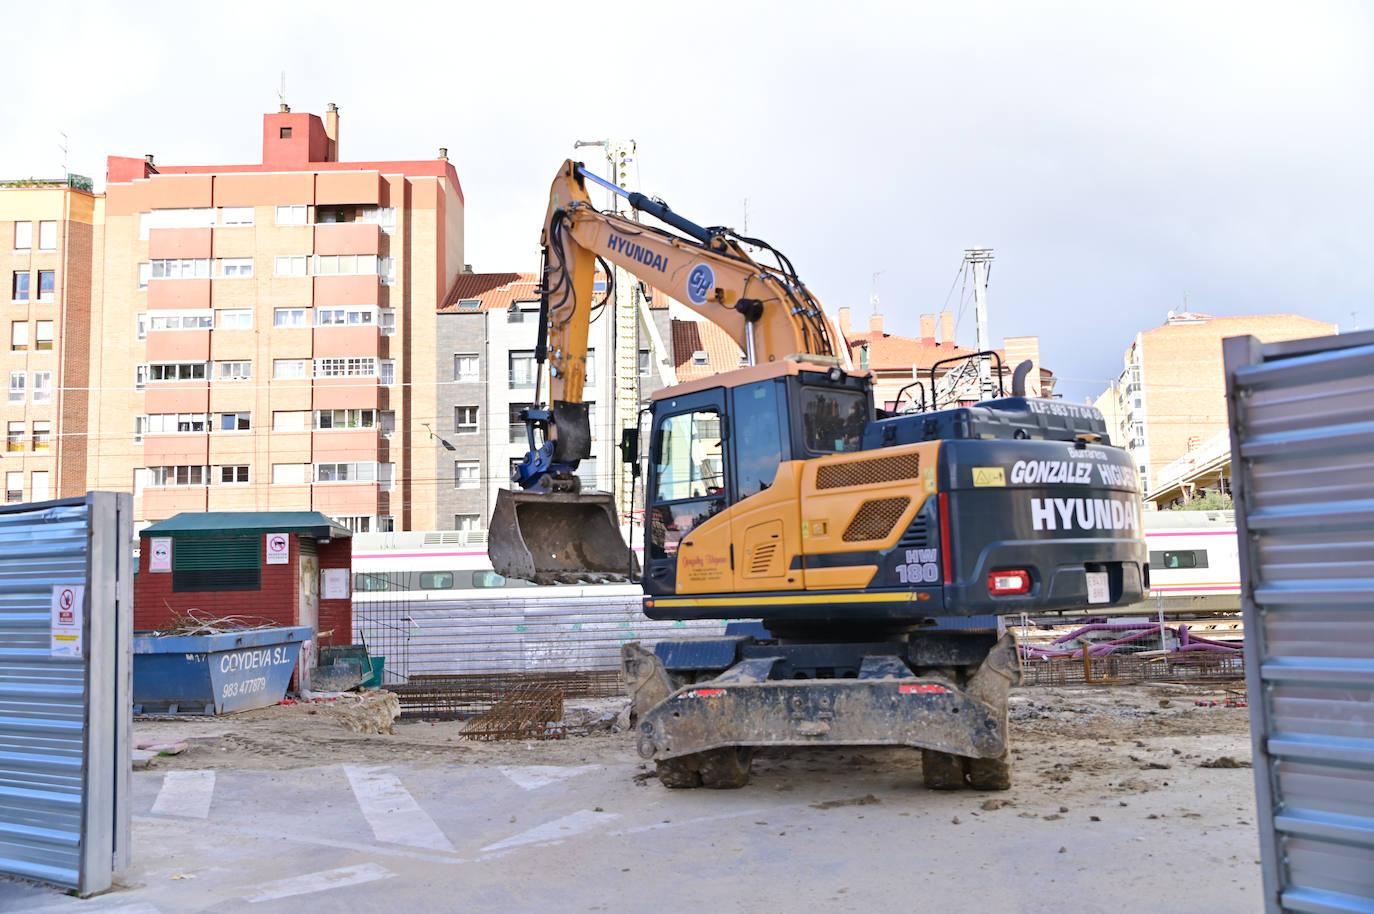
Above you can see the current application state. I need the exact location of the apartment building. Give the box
[1099,310,1336,498]
[2,176,100,504]
[434,271,673,534]
[88,105,464,531]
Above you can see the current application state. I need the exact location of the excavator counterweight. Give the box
[489,489,638,584]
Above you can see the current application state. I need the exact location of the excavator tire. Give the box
[698,748,753,789]
[921,749,967,790]
[966,752,1013,791]
[656,756,703,789]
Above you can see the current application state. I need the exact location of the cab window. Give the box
[801,387,867,453]
[654,410,724,502]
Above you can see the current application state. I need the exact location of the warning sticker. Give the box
[972,467,1007,487]
[51,584,85,659]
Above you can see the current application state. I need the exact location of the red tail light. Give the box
[987,569,1032,596]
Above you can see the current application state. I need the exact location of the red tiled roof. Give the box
[438,272,536,312]
[672,320,743,381]
[846,331,1001,372]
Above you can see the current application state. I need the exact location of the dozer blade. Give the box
[489,489,640,585]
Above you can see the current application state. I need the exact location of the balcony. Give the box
[148,227,212,260]
[147,278,211,309]
[143,434,210,466]
[314,222,380,256]
[146,330,210,362]
[313,274,379,305]
[313,377,380,410]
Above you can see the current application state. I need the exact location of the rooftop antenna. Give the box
[58,131,68,178]
[870,270,885,314]
[743,197,749,234]
[276,71,287,109]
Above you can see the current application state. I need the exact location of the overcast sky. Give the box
[5,0,1371,401]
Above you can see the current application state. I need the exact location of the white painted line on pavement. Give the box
[135,813,467,865]
[243,862,395,903]
[609,805,786,836]
[150,770,215,819]
[344,765,456,852]
[498,764,602,790]
[481,809,619,852]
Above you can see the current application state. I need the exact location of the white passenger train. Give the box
[1138,509,1241,613]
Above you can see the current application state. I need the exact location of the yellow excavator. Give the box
[491,160,1148,789]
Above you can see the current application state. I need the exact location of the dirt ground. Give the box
[137,679,1255,789]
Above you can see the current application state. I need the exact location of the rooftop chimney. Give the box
[279,103,290,113]
[324,103,339,162]
[438,147,448,160]
[144,154,155,165]
[920,313,936,343]
[463,263,473,274]
[869,312,884,335]
[837,306,851,338]
[939,310,954,346]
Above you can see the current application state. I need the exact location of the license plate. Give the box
[1086,571,1110,604]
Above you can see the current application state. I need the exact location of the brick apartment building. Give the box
[434,271,674,536]
[87,105,465,532]
[2,176,101,504]
[1096,310,1337,498]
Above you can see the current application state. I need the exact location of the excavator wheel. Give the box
[656,756,703,789]
[698,748,753,790]
[920,749,967,790]
[966,752,1013,791]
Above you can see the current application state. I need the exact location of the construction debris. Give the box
[460,686,565,741]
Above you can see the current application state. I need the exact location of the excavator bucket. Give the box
[489,489,639,585]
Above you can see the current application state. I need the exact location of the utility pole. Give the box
[964,248,995,399]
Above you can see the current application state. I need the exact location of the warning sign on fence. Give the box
[50,584,85,659]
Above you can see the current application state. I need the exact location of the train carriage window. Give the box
[1148,550,1208,569]
[418,571,455,589]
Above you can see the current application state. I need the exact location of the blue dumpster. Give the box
[133,626,312,714]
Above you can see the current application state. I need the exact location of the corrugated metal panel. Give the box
[0,494,132,896]
[172,535,259,570]
[0,502,92,891]
[1224,330,1374,913]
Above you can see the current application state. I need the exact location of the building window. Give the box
[380,411,396,436]
[13,222,31,250]
[585,349,596,385]
[576,457,598,489]
[380,309,395,336]
[316,307,375,326]
[38,221,56,251]
[456,298,481,310]
[219,465,250,484]
[509,350,537,388]
[147,362,208,381]
[314,462,377,483]
[218,361,252,381]
[37,271,54,300]
[10,322,27,351]
[141,208,214,238]
[138,263,151,290]
[379,257,395,286]
[454,514,482,532]
[218,412,251,431]
[315,409,376,429]
[274,308,308,327]
[273,255,308,276]
[216,309,252,330]
[6,471,22,503]
[509,403,533,443]
[454,460,479,488]
[587,402,598,442]
[11,271,28,302]
[454,353,479,381]
[275,205,307,225]
[377,515,395,532]
[150,259,211,280]
[220,207,254,226]
[334,515,373,534]
[692,350,708,366]
[134,416,147,443]
[360,206,396,231]
[272,464,307,484]
[279,127,293,139]
[8,372,25,403]
[134,365,147,390]
[380,360,395,386]
[34,321,52,351]
[220,258,254,278]
[147,465,210,486]
[272,411,308,432]
[314,357,376,378]
[30,471,49,502]
[6,422,22,452]
[31,371,51,404]
[314,254,378,276]
[638,349,651,377]
[455,406,478,434]
[380,463,395,492]
[31,421,51,451]
[273,359,309,380]
[149,312,213,331]
[144,413,210,433]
